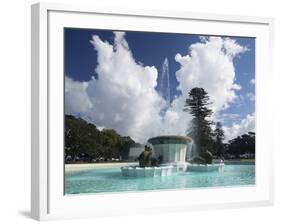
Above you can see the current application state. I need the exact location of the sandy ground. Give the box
[65,162,138,172]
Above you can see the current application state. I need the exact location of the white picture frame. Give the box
[31,2,274,221]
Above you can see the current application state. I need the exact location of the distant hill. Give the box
[65,115,137,163]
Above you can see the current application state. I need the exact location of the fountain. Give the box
[121,135,224,177]
[121,135,192,177]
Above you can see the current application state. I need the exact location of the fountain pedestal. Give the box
[148,135,193,165]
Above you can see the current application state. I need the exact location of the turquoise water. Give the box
[65,164,255,194]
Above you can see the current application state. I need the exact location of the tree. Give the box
[64,115,137,163]
[213,122,225,157]
[184,88,214,155]
[226,132,255,159]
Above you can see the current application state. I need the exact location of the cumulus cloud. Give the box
[66,32,166,142]
[65,77,92,116]
[175,36,247,113]
[223,113,255,141]
[222,38,248,58]
[65,33,249,142]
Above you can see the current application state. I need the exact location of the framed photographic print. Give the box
[31,2,274,221]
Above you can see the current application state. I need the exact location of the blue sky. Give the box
[64,28,255,142]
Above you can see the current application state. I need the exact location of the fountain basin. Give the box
[186,163,224,172]
[121,166,174,177]
[121,163,224,177]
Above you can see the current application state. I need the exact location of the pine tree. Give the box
[213,122,225,157]
[184,88,213,155]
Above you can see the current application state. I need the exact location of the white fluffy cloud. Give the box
[223,113,255,141]
[65,77,92,116]
[65,33,250,142]
[66,32,165,142]
[175,37,247,113]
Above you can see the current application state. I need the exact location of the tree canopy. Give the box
[64,115,136,163]
[226,132,255,159]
